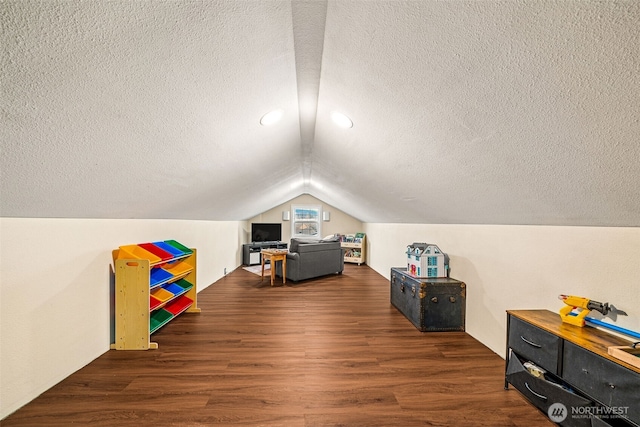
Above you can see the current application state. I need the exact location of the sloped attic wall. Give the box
[308,1,640,226]
[1,0,306,221]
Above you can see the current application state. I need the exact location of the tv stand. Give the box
[243,241,288,266]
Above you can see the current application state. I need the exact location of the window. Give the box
[291,205,321,239]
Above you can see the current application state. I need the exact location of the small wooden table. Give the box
[261,249,288,286]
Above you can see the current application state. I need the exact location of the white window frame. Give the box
[291,205,322,240]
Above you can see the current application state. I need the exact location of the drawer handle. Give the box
[525,382,547,401]
[520,336,542,348]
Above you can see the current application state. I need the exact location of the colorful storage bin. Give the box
[150,268,173,288]
[164,282,186,297]
[162,260,193,279]
[150,309,173,333]
[150,287,173,303]
[164,240,193,256]
[150,295,163,311]
[116,245,162,264]
[138,243,174,262]
[152,241,188,259]
[173,278,194,293]
[165,295,194,316]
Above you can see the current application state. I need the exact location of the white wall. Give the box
[247,193,364,243]
[363,224,640,357]
[0,218,244,419]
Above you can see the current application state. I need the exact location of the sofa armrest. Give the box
[276,252,300,279]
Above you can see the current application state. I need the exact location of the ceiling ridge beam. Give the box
[291,0,328,189]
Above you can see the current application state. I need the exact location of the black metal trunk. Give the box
[390,267,466,332]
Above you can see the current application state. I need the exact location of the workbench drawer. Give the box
[509,316,561,375]
[562,341,640,425]
[506,354,592,427]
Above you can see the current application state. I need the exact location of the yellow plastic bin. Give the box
[116,244,162,265]
[162,260,193,279]
[151,287,173,304]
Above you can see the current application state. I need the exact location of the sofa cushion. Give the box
[289,238,320,253]
[290,238,341,254]
[296,241,340,253]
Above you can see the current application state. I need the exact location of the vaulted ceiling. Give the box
[2,1,639,226]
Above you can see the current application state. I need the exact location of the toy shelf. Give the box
[111,240,201,350]
[340,233,366,265]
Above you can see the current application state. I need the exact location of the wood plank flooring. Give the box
[2,264,553,426]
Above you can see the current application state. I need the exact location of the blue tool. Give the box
[583,316,640,341]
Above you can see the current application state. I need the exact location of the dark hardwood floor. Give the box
[3,264,552,426]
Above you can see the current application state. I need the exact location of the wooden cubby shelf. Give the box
[111,240,201,350]
[340,233,366,265]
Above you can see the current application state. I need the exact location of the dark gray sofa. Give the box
[275,238,344,282]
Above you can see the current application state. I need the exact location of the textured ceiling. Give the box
[2,1,639,226]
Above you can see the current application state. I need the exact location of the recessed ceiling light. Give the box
[260,109,283,126]
[331,111,353,128]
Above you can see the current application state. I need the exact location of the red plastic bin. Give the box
[165,295,193,316]
[150,295,163,311]
[138,243,174,262]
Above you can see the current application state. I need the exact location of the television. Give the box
[251,223,282,243]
